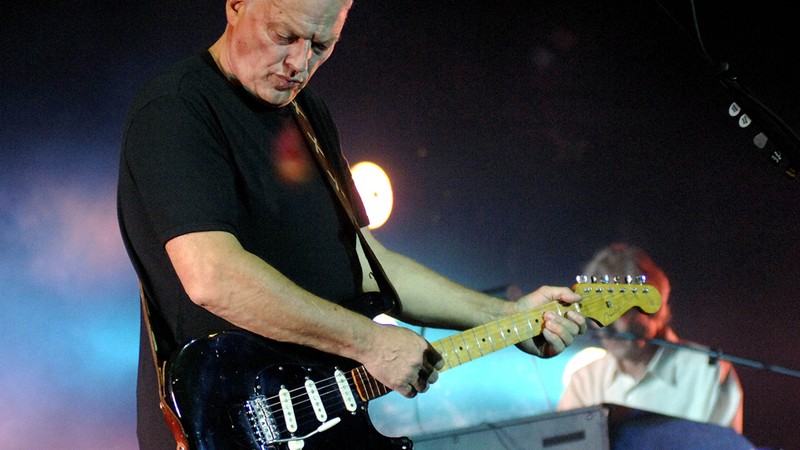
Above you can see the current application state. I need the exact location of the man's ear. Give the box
[226,0,247,25]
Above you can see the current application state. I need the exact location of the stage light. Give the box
[351,161,393,229]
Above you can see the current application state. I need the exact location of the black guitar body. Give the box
[161,282,660,449]
[165,330,411,450]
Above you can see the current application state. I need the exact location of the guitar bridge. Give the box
[243,395,280,449]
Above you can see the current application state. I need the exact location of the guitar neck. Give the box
[349,282,661,402]
[433,301,566,372]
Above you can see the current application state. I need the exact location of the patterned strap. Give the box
[291,100,401,316]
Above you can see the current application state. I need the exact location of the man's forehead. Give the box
[267,0,351,21]
[266,0,350,38]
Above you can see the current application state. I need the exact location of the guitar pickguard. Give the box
[165,330,409,450]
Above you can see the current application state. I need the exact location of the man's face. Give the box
[599,309,658,362]
[224,0,350,106]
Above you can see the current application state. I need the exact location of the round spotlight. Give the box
[351,161,393,229]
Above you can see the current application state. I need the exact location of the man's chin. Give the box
[251,86,299,107]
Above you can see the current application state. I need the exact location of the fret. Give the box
[352,366,371,401]
[511,320,522,344]
[341,281,659,399]
[469,328,489,358]
[367,367,385,398]
[524,315,541,339]
[458,330,478,362]
[495,320,507,346]
[351,366,390,402]
[483,323,497,353]
[434,344,447,369]
[446,334,464,367]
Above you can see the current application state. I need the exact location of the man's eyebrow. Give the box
[320,35,341,46]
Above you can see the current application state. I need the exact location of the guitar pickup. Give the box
[304,379,328,423]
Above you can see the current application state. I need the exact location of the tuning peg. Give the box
[636,274,647,284]
[613,276,620,284]
[591,276,598,283]
[600,275,610,284]
[625,275,633,284]
[576,275,588,283]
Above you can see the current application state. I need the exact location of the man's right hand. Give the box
[362,325,444,398]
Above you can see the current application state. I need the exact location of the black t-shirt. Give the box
[118,51,370,448]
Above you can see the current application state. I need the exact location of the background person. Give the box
[557,243,743,432]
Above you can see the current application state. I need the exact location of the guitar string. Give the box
[254,288,651,433]
[274,390,347,431]
[264,287,634,416]
[258,367,374,409]
[258,374,364,432]
[433,288,645,369]
[268,302,563,431]
[260,290,592,412]
[262,321,538,431]
[269,319,551,432]
[437,307,545,369]
[263,363,401,433]
[262,374,341,410]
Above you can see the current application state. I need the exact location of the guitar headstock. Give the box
[572,275,662,327]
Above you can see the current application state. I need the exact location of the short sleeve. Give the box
[122,94,239,244]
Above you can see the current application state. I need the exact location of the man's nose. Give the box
[285,39,311,75]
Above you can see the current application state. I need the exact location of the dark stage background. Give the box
[2,1,798,448]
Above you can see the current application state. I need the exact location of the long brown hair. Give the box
[582,243,672,336]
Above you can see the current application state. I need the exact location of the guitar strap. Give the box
[139,282,189,450]
[291,99,402,317]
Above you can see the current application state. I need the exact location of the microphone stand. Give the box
[717,63,800,180]
[654,0,800,179]
[589,329,800,379]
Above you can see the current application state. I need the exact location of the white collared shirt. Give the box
[557,342,744,433]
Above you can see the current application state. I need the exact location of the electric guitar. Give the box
[163,278,661,449]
